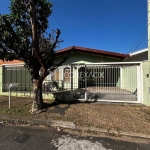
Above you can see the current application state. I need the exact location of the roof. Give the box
[56,46,129,59]
[0,60,24,66]
[0,46,129,66]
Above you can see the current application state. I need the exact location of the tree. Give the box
[0,0,71,113]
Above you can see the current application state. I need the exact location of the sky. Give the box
[0,0,148,54]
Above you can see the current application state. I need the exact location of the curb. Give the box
[76,127,150,139]
[0,115,76,129]
[0,114,150,139]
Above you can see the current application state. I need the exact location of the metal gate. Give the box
[72,62,141,103]
[1,62,142,103]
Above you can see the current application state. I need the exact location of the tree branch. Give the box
[28,0,46,70]
[50,29,61,52]
[2,16,20,53]
[50,47,74,71]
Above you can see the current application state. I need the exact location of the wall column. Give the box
[148,0,150,60]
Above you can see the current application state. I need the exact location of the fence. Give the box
[71,63,141,102]
[49,62,141,103]
[0,62,142,103]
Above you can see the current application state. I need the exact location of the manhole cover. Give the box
[15,134,30,143]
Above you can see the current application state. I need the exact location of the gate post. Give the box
[85,64,87,100]
[137,65,142,103]
[71,64,73,100]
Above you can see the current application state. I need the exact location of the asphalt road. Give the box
[0,124,150,150]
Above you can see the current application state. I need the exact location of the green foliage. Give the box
[9,0,52,35]
[0,0,66,80]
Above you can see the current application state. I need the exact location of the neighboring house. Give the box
[0,60,24,65]
[125,48,148,62]
[0,60,32,93]
[0,46,150,106]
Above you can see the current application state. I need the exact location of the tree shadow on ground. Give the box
[42,88,104,115]
[43,100,97,115]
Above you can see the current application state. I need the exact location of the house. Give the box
[55,46,128,64]
[0,60,33,97]
[125,48,148,62]
[0,46,150,106]
[47,46,140,103]
[45,46,129,90]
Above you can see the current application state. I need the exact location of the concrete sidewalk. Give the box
[0,114,150,140]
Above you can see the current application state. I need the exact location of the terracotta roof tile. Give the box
[56,46,129,59]
[0,60,24,66]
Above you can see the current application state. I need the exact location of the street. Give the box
[0,124,150,150]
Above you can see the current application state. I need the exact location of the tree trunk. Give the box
[31,79,44,113]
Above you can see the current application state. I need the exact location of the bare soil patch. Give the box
[0,95,150,135]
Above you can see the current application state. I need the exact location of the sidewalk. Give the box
[0,114,150,140]
[0,95,150,139]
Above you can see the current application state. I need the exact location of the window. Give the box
[63,67,70,82]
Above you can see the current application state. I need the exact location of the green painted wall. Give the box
[55,52,122,65]
[142,61,150,106]
[121,66,137,93]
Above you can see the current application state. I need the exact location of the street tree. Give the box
[0,0,71,113]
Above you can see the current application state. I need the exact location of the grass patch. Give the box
[0,105,31,116]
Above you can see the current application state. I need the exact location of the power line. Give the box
[128,26,147,54]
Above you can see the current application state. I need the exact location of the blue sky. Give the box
[0,0,148,54]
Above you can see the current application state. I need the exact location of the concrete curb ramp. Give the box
[0,114,150,139]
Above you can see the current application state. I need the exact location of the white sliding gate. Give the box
[70,62,142,103]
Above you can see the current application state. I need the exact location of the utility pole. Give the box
[148,0,150,60]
